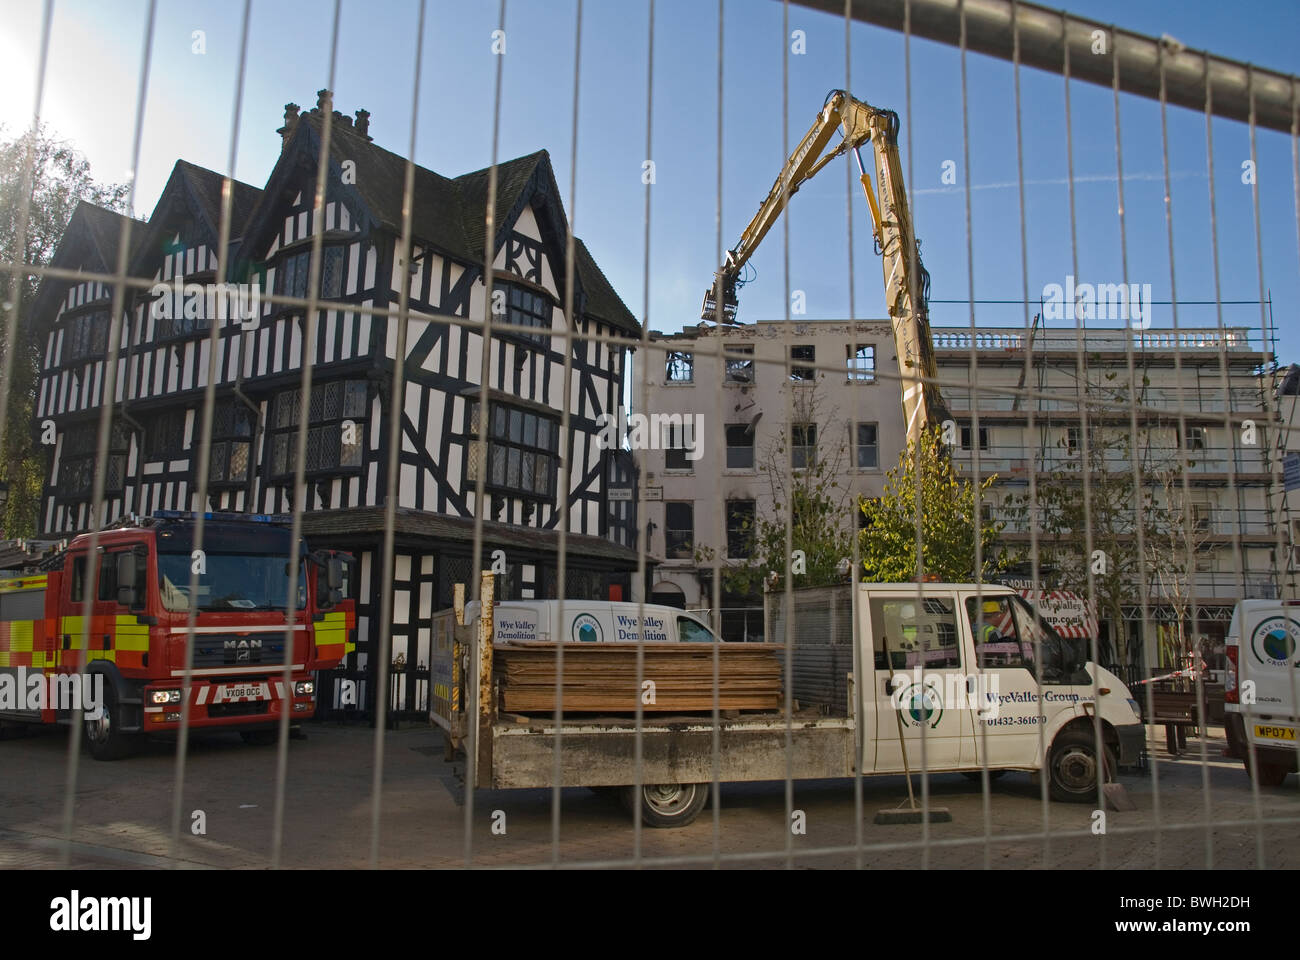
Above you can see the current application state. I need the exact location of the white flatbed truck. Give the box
[430,575,1145,827]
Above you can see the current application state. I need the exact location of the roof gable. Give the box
[129,160,262,277]
[234,107,639,335]
[455,150,638,336]
[31,201,142,320]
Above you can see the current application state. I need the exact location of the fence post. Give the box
[476,570,495,788]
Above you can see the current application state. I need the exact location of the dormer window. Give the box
[61,308,111,364]
[277,245,345,302]
[493,282,551,346]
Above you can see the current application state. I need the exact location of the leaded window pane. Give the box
[344,381,368,418]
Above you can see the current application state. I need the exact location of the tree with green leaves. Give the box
[0,124,129,537]
[858,424,1004,583]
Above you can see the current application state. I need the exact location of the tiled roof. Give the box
[173,159,263,240]
[297,118,638,335]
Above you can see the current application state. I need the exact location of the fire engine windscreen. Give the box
[154,522,306,612]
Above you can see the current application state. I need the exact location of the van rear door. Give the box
[1237,603,1300,747]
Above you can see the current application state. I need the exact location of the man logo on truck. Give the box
[1250,616,1300,668]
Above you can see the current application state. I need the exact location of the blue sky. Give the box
[2,0,1297,357]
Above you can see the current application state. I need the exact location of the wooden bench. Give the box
[1143,689,1202,754]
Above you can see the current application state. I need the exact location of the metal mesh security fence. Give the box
[0,0,1298,872]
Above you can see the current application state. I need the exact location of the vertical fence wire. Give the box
[549,0,584,867]
[1202,56,1266,869]
[60,0,157,868]
[956,0,995,871]
[268,2,344,872]
[623,0,656,869]
[1059,10,1107,872]
[463,0,508,870]
[902,0,936,869]
[168,0,253,863]
[1009,0,1055,870]
[709,0,725,869]
[1150,36,1180,870]
[779,0,797,873]
[842,0,865,871]
[369,0,428,870]
[1108,20,1143,875]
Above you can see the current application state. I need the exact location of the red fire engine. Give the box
[0,511,354,759]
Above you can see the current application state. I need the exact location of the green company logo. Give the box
[1249,617,1300,667]
[571,612,603,643]
[894,681,944,729]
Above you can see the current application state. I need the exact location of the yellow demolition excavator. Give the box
[701,89,949,447]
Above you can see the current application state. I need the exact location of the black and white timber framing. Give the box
[31,92,643,715]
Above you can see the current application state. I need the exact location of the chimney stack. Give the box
[276,102,301,152]
[279,91,373,147]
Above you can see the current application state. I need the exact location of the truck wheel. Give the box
[1047,730,1115,803]
[621,783,707,828]
[1246,755,1291,787]
[84,684,136,761]
[240,728,278,746]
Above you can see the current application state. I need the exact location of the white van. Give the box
[465,599,719,645]
[1224,600,1300,785]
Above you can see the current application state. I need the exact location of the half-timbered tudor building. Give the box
[32,93,643,715]
[33,200,144,533]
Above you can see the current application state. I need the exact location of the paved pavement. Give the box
[1,720,1297,869]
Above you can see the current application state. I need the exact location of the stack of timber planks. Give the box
[495,643,783,714]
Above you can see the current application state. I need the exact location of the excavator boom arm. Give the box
[703,89,948,446]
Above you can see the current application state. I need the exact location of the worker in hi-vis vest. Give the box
[976,600,1005,666]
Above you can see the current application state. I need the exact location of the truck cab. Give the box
[846,584,1145,799]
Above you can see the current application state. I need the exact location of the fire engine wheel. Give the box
[1048,729,1115,803]
[620,782,707,828]
[84,684,135,761]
